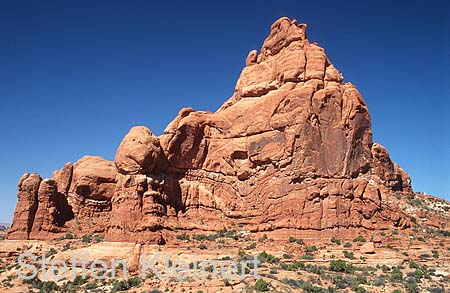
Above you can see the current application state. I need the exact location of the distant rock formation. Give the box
[8,17,412,243]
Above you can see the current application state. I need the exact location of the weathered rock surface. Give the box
[8,17,413,243]
[115,126,163,175]
[360,241,375,254]
[8,174,41,240]
[70,156,117,201]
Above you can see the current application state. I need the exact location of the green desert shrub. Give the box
[343,250,355,259]
[331,237,341,245]
[245,243,257,250]
[93,234,104,243]
[390,266,404,283]
[81,234,92,243]
[111,276,141,292]
[254,278,270,292]
[288,237,304,245]
[258,251,279,264]
[176,232,190,241]
[193,234,216,241]
[353,236,367,243]
[330,260,355,274]
[215,228,239,240]
[301,281,325,293]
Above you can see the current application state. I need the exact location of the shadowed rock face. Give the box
[8,17,412,243]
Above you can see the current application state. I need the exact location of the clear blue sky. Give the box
[0,0,449,223]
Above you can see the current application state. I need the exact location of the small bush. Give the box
[238,248,247,258]
[301,254,314,260]
[436,230,450,237]
[353,236,367,243]
[390,266,404,283]
[62,242,71,251]
[176,233,190,241]
[380,264,391,273]
[258,251,278,264]
[405,277,419,293]
[330,260,354,273]
[93,234,104,243]
[301,281,325,293]
[331,237,341,245]
[283,253,293,259]
[85,281,99,290]
[343,250,354,259]
[426,287,446,293]
[372,275,386,286]
[111,276,141,292]
[237,264,250,275]
[193,234,216,241]
[81,234,92,243]
[282,278,303,288]
[215,228,238,240]
[112,280,129,292]
[40,281,59,293]
[245,243,256,250]
[332,275,351,289]
[254,278,270,292]
[72,275,87,286]
[282,261,304,271]
[21,272,37,285]
[305,245,318,254]
[288,237,304,245]
[127,276,141,288]
[305,264,326,276]
[46,248,57,257]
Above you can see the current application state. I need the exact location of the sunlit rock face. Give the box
[8,17,412,243]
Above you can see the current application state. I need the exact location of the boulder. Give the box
[70,156,117,201]
[115,126,162,174]
[360,242,375,254]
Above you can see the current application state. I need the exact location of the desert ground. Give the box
[1,193,449,293]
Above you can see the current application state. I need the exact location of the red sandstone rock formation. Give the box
[8,17,413,242]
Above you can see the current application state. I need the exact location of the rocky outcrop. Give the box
[70,156,117,201]
[115,126,164,175]
[29,179,62,239]
[8,174,41,239]
[8,17,413,243]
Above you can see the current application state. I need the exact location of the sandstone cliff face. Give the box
[8,17,412,242]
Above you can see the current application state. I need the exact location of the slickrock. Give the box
[8,17,413,243]
[360,242,376,254]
